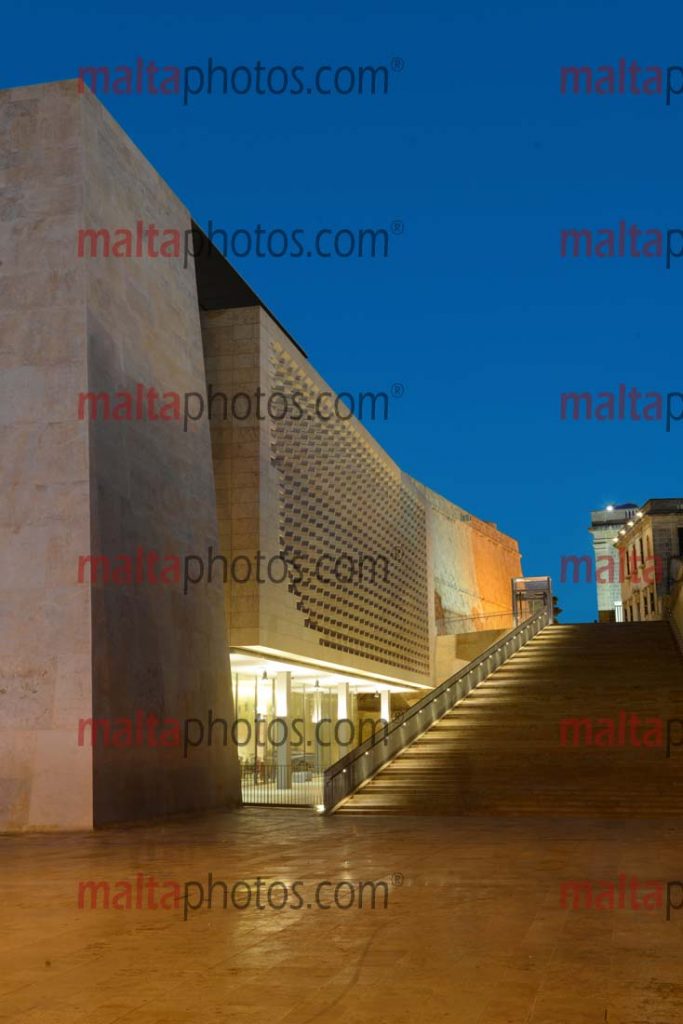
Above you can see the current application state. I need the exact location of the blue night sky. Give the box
[4,0,682,622]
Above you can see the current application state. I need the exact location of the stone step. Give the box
[335,621,683,817]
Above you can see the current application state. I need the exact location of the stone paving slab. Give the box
[1,809,683,1023]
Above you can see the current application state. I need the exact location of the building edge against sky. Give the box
[587,500,683,624]
[1,79,522,831]
[612,499,683,624]
[589,504,638,622]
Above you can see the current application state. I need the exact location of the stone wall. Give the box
[0,81,240,830]
[0,81,92,829]
[200,307,262,650]
[416,483,522,636]
[202,306,434,686]
[81,85,240,825]
[201,305,522,689]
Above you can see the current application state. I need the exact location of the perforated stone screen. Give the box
[269,340,431,675]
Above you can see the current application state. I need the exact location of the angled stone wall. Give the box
[0,81,240,830]
[0,81,92,829]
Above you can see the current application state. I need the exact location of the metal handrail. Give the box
[323,606,551,813]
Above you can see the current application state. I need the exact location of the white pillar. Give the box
[311,686,324,770]
[380,689,391,725]
[336,682,350,759]
[274,672,291,789]
[337,681,349,721]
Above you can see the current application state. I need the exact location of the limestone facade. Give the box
[615,499,683,622]
[0,79,522,829]
[200,306,522,689]
[0,81,240,831]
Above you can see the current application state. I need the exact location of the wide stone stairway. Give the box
[337,622,683,815]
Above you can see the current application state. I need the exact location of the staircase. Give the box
[336,622,683,816]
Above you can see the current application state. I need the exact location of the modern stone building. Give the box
[0,80,240,832]
[204,300,522,787]
[0,80,522,830]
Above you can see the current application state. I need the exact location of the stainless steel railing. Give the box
[323,606,552,813]
[240,760,324,807]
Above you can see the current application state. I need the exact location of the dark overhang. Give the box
[191,220,308,359]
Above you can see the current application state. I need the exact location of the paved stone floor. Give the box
[2,809,683,1023]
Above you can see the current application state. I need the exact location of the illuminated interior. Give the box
[230,648,428,802]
